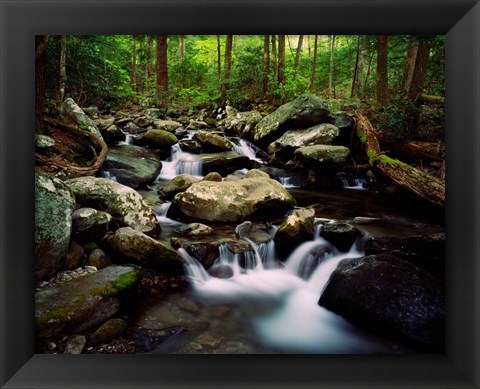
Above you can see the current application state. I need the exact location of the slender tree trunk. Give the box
[217,35,224,104]
[307,35,311,57]
[132,36,137,92]
[329,35,336,99]
[223,35,233,101]
[156,35,168,108]
[351,36,361,98]
[376,35,389,106]
[271,35,277,86]
[362,50,375,99]
[35,35,48,131]
[263,35,270,97]
[309,35,318,92]
[293,35,304,80]
[179,35,185,60]
[278,35,286,102]
[58,35,67,110]
[402,40,430,101]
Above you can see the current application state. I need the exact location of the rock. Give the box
[35,265,140,339]
[108,227,183,272]
[99,145,163,189]
[175,127,189,139]
[102,124,125,144]
[87,318,127,346]
[209,265,234,279]
[253,93,331,145]
[244,169,270,179]
[64,335,86,354]
[35,134,55,149]
[153,119,182,132]
[168,177,296,222]
[62,98,103,140]
[65,176,160,235]
[274,207,316,260]
[82,106,100,118]
[71,207,112,242]
[267,123,340,154]
[202,172,222,182]
[87,249,110,269]
[175,223,214,237]
[199,151,253,176]
[330,111,354,131]
[235,221,252,239]
[193,130,233,152]
[159,174,200,200]
[294,145,350,166]
[319,254,445,350]
[35,170,76,281]
[186,120,209,130]
[65,241,85,270]
[364,233,445,279]
[224,110,262,138]
[320,222,362,252]
[144,108,162,119]
[142,129,178,149]
[134,116,154,128]
[178,139,202,153]
[122,121,147,135]
[93,116,115,131]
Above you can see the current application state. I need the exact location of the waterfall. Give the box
[337,172,367,190]
[279,176,300,188]
[156,144,203,180]
[230,137,267,164]
[101,171,118,182]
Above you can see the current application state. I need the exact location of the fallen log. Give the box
[35,116,108,177]
[392,140,444,163]
[421,94,445,106]
[356,113,445,208]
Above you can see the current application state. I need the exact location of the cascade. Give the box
[156,144,203,180]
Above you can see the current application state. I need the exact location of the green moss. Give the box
[107,269,140,296]
[367,149,378,166]
[357,127,367,144]
[378,154,408,167]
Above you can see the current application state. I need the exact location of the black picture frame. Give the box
[1,0,479,388]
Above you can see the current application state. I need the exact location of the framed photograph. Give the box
[1,0,479,388]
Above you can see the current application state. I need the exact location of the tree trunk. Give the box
[179,35,185,60]
[293,35,303,80]
[329,35,336,99]
[224,35,233,100]
[376,35,389,106]
[146,36,154,80]
[263,35,270,97]
[278,35,286,102]
[351,36,361,98]
[392,140,445,163]
[309,35,318,92]
[217,35,224,104]
[35,35,48,132]
[156,35,168,108]
[402,40,430,101]
[57,35,67,111]
[356,113,445,208]
[362,49,375,99]
[132,36,137,91]
[271,35,277,86]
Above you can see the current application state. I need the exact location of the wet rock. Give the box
[235,221,252,239]
[267,123,340,154]
[64,335,86,354]
[193,130,233,152]
[35,265,140,339]
[202,172,222,182]
[274,207,316,260]
[209,265,234,279]
[102,124,125,144]
[122,121,147,135]
[253,93,331,146]
[224,110,262,138]
[99,145,163,189]
[175,223,214,237]
[62,98,103,140]
[65,241,85,270]
[108,227,182,272]
[71,207,112,242]
[93,116,115,131]
[178,139,202,153]
[158,174,200,200]
[294,144,350,166]
[134,116,154,128]
[244,169,270,179]
[320,222,362,252]
[168,176,296,222]
[199,151,253,176]
[186,120,209,130]
[320,254,445,350]
[142,129,178,149]
[87,248,111,269]
[66,177,160,235]
[87,318,127,346]
[35,170,76,281]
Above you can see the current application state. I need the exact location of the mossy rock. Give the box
[142,129,178,148]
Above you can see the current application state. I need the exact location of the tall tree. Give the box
[132,36,137,92]
[217,35,223,103]
[309,35,318,92]
[224,35,233,82]
[179,35,185,61]
[402,38,431,101]
[329,35,336,98]
[146,36,154,80]
[57,35,67,110]
[278,35,286,101]
[271,35,277,86]
[263,35,270,97]
[35,35,48,131]
[156,35,168,108]
[293,35,304,80]
[376,35,389,106]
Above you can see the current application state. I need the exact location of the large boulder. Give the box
[107,227,183,272]
[35,170,76,281]
[142,129,178,149]
[253,93,331,145]
[65,177,160,235]
[153,119,182,132]
[224,110,263,138]
[35,265,140,339]
[267,123,340,154]
[99,145,163,189]
[168,176,296,222]
[62,98,103,140]
[319,254,445,350]
[158,174,200,200]
[71,207,112,243]
[294,145,350,166]
[193,130,233,152]
[198,151,253,176]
